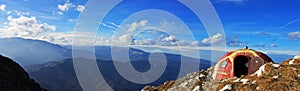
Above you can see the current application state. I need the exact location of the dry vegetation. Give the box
[142,56,300,91]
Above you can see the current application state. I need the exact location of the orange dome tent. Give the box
[212,46,273,80]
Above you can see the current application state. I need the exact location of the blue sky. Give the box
[0,0,300,55]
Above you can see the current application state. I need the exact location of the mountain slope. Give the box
[27,53,211,91]
[0,54,46,91]
[0,38,70,66]
[213,55,300,91]
[142,55,300,91]
[27,59,81,91]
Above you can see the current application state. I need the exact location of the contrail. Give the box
[280,18,300,29]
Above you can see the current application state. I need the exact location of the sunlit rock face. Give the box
[143,55,300,91]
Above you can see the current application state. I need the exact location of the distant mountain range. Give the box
[0,37,294,66]
[26,55,211,91]
[0,38,211,91]
[0,37,208,66]
[0,37,295,90]
[0,37,70,66]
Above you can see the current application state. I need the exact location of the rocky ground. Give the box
[142,55,300,91]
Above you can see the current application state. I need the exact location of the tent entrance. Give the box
[234,55,249,77]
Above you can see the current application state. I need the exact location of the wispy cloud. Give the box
[226,37,247,47]
[68,19,77,22]
[107,22,125,30]
[5,4,63,21]
[56,11,63,15]
[5,8,62,21]
[268,43,278,47]
[215,0,248,5]
[117,20,148,43]
[126,20,147,33]
[280,18,300,29]
[252,44,265,48]
[255,32,271,36]
[5,10,29,16]
[36,14,62,20]
[101,22,119,30]
[287,31,300,40]
[101,21,197,46]
[132,44,299,58]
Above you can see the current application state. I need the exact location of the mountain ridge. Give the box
[26,54,212,91]
[0,37,295,66]
[0,54,46,91]
[0,37,70,66]
[142,55,300,91]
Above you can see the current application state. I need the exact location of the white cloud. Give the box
[58,1,73,11]
[130,33,189,46]
[160,35,177,46]
[57,11,63,15]
[6,10,30,16]
[227,37,246,47]
[17,11,29,16]
[102,20,191,46]
[102,21,222,47]
[108,20,148,45]
[40,36,69,45]
[161,35,176,42]
[68,19,77,22]
[104,20,198,46]
[255,32,271,36]
[0,15,105,45]
[41,32,103,45]
[77,5,85,12]
[268,44,278,47]
[0,4,6,11]
[118,34,132,43]
[126,20,148,33]
[201,33,224,44]
[0,15,56,38]
[133,44,300,59]
[252,44,265,48]
[287,31,300,40]
[176,40,190,46]
[57,1,86,13]
[191,41,199,46]
[133,39,153,45]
